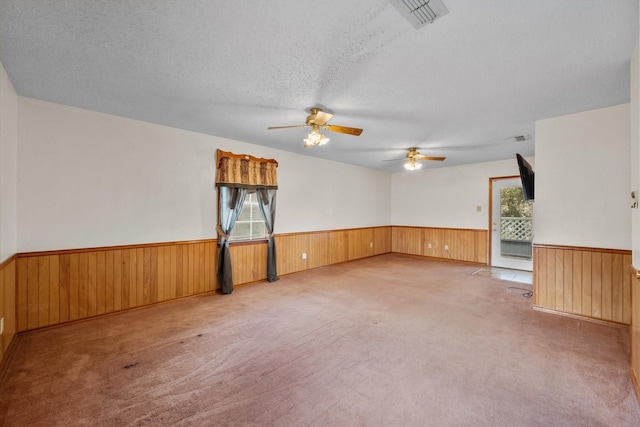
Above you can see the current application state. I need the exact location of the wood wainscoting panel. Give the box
[276,228,389,276]
[16,240,218,332]
[329,230,349,265]
[230,242,267,285]
[373,227,392,255]
[632,267,640,403]
[347,228,374,260]
[422,228,442,258]
[391,227,422,255]
[331,227,391,264]
[13,228,392,332]
[308,232,331,269]
[275,232,332,275]
[392,226,488,264]
[533,244,632,325]
[0,256,17,360]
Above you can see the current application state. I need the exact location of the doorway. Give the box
[490,177,533,271]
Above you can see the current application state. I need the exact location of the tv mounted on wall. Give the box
[516,154,534,202]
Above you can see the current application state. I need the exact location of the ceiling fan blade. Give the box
[382,158,404,162]
[415,155,446,161]
[267,125,308,130]
[314,111,333,125]
[324,125,363,136]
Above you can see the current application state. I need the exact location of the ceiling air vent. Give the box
[389,0,449,29]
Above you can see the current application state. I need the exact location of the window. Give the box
[229,192,267,241]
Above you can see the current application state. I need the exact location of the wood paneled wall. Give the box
[0,256,17,362]
[276,226,392,276]
[13,227,391,332]
[533,244,632,325]
[16,241,217,332]
[391,226,488,264]
[632,269,640,402]
[230,241,267,284]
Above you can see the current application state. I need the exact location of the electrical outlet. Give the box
[301,253,307,260]
[444,245,449,251]
[370,242,373,248]
[476,205,482,212]
[0,317,4,335]
[428,243,432,249]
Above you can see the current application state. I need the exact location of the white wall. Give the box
[535,103,631,250]
[391,158,529,229]
[631,44,640,268]
[16,96,630,254]
[0,61,18,262]
[17,98,391,252]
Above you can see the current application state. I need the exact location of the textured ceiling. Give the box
[1,0,638,172]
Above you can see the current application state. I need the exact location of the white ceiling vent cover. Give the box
[389,0,449,29]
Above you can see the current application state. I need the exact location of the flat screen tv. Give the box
[516,154,534,202]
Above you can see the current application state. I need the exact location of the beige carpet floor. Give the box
[0,253,638,426]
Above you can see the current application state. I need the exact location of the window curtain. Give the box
[257,188,279,282]
[217,186,247,294]
[215,149,278,293]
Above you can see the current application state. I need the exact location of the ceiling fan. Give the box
[267,107,363,147]
[384,147,446,170]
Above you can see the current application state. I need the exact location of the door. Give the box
[491,177,533,271]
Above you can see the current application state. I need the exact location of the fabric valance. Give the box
[215,149,278,189]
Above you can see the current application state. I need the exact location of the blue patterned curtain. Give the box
[217,186,247,294]
[257,188,279,282]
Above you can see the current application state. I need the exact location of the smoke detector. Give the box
[389,0,449,29]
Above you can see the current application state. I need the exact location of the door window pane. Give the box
[499,186,532,260]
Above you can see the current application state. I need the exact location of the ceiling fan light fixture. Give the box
[303,127,329,147]
[268,107,361,147]
[404,159,422,170]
